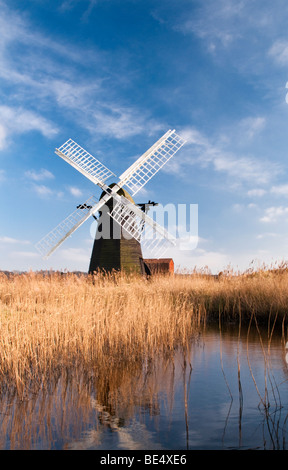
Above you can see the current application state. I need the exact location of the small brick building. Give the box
[144,258,174,275]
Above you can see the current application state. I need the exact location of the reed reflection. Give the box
[0,323,288,450]
[0,350,190,450]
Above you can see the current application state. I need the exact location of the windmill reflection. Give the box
[0,352,183,450]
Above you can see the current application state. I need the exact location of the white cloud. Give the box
[256,232,279,239]
[174,247,229,274]
[247,189,267,197]
[174,0,243,47]
[248,185,288,199]
[232,203,243,212]
[268,40,288,65]
[0,236,30,244]
[25,168,54,181]
[172,0,256,51]
[0,124,7,150]
[173,126,279,187]
[0,106,58,148]
[10,251,38,258]
[59,0,98,17]
[271,185,288,196]
[0,2,160,143]
[173,0,287,53]
[260,206,288,223]
[239,116,266,139]
[213,154,267,182]
[33,185,53,197]
[180,127,210,147]
[0,0,157,143]
[59,247,90,263]
[33,184,63,199]
[87,105,162,140]
[68,186,83,197]
[50,79,102,110]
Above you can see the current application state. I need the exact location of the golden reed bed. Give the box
[0,266,287,397]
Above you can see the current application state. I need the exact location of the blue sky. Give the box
[1,0,288,273]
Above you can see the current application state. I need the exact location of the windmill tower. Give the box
[88,184,150,275]
[35,130,186,272]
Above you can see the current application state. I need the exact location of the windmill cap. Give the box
[99,183,135,204]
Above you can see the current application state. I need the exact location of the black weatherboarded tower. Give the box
[88,185,146,275]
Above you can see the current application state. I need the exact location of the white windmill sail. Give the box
[55,139,116,188]
[110,194,176,244]
[119,129,186,196]
[36,130,186,259]
[37,189,176,259]
[35,195,104,258]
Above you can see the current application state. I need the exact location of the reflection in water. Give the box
[0,324,288,449]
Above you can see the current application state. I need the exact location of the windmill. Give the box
[35,129,186,274]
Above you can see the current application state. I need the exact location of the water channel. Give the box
[1,322,288,450]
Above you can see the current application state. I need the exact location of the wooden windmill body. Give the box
[35,130,186,272]
[89,185,147,275]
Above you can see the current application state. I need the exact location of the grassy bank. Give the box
[0,268,287,396]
